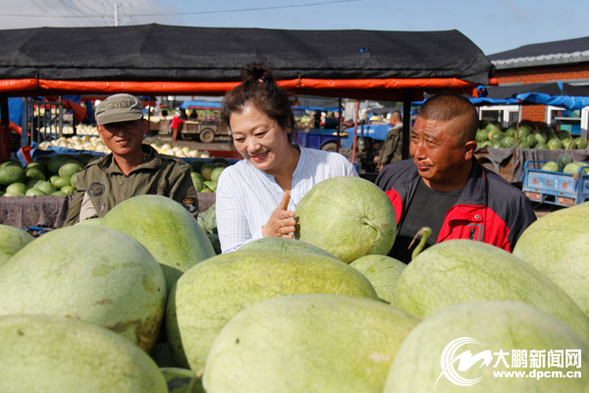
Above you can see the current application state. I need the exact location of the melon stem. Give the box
[362,217,381,243]
[409,227,432,260]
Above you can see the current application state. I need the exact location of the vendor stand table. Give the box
[0,193,216,230]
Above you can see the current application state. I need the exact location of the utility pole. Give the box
[114,3,119,27]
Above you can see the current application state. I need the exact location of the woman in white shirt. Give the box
[216,63,358,253]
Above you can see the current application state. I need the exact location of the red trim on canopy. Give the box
[0,77,493,99]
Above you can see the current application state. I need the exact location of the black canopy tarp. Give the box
[0,23,494,100]
[0,23,492,83]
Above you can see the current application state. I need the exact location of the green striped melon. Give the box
[350,254,406,304]
[384,301,589,392]
[238,237,339,260]
[0,225,166,352]
[295,176,396,263]
[0,225,34,267]
[395,240,589,344]
[513,202,589,322]
[203,294,420,393]
[0,314,167,393]
[101,194,215,293]
[166,249,378,376]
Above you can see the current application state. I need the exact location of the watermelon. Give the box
[513,202,589,321]
[534,132,548,145]
[190,172,204,192]
[488,131,504,144]
[0,225,167,352]
[0,314,167,393]
[574,137,588,149]
[525,133,537,147]
[395,240,589,344]
[557,153,574,168]
[58,160,83,178]
[203,294,419,393]
[166,249,378,375]
[504,127,516,138]
[295,176,396,263]
[562,138,576,150]
[25,188,46,196]
[239,237,339,260]
[33,180,56,195]
[47,154,77,174]
[499,136,516,148]
[25,167,46,181]
[536,142,549,150]
[101,195,215,293]
[383,301,589,392]
[0,225,34,267]
[557,130,572,140]
[475,129,489,143]
[563,162,588,174]
[350,254,406,304]
[547,138,564,150]
[541,161,560,172]
[0,165,26,186]
[5,182,27,196]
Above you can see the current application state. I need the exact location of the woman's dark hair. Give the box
[222,63,298,144]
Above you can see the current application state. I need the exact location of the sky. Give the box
[0,0,588,56]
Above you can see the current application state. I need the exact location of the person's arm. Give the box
[378,132,394,167]
[63,188,84,226]
[167,164,199,218]
[508,194,538,250]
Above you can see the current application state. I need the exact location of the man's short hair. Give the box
[95,94,144,125]
[418,94,478,141]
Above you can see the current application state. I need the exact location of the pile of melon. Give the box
[0,154,90,197]
[1,177,589,392]
[476,121,588,150]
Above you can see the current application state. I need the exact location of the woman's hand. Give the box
[262,191,296,239]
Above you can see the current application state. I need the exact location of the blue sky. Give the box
[1,0,588,55]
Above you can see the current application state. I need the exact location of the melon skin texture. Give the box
[166,249,379,376]
[384,301,589,392]
[0,314,167,393]
[0,225,166,352]
[203,294,420,393]
[101,194,215,293]
[238,236,340,260]
[295,176,396,263]
[350,254,406,304]
[513,202,589,321]
[0,225,34,267]
[396,239,589,345]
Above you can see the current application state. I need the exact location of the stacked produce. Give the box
[540,153,589,174]
[476,121,588,150]
[0,153,89,197]
[37,135,208,158]
[189,157,229,193]
[1,178,589,392]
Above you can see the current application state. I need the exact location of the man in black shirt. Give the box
[375,94,536,263]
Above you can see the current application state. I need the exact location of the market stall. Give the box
[0,24,495,228]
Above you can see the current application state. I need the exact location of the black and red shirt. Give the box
[375,158,537,261]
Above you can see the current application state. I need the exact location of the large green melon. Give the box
[238,236,340,260]
[203,294,420,393]
[396,239,589,344]
[0,314,167,393]
[513,202,589,322]
[0,225,34,267]
[166,249,379,375]
[101,194,215,292]
[0,225,166,352]
[295,176,397,263]
[384,301,589,392]
[350,254,406,304]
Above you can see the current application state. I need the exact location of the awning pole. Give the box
[336,97,342,153]
[352,100,359,164]
[402,89,412,160]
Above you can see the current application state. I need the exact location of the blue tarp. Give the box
[180,101,223,110]
[513,93,589,111]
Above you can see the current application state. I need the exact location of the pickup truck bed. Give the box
[522,160,589,207]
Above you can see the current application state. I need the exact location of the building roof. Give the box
[487,35,589,70]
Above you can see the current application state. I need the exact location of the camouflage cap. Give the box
[95,93,143,125]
